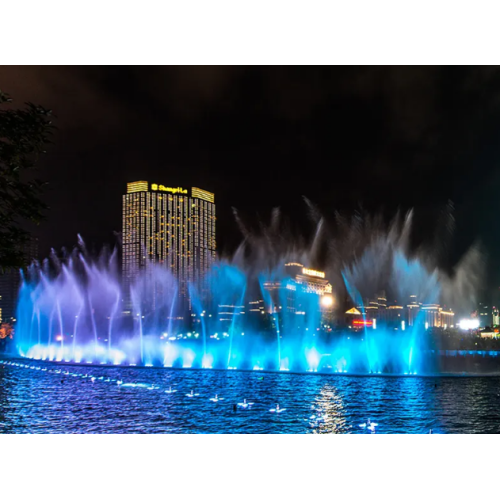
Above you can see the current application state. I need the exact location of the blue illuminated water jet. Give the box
[14,207,483,375]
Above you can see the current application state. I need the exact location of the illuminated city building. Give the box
[480,330,499,339]
[122,181,216,311]
[261,280,287,314]
[261,263,333,321]
[358,293,456,331]
[363,291,388,324]
[478,303,490,327]
[421,304,454,328]
[365,299,379,322]
[287,264,333,315]
[407,295,420,326]
[344,307,373,329]
[386,305,404,328]
[493,306,500,326]
[376,291,387,322]
[248,299,265,315]
[218,304,245,322]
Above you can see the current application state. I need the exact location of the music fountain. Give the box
[14,206,487,375]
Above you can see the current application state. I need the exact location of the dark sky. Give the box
[2,66,500,293]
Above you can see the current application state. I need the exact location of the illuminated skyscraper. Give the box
[122,181,216,311]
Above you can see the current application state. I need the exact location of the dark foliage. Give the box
[0,91,54,270]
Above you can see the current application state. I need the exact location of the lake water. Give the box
[1,357,499,433]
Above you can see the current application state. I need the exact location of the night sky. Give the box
[2,66,500,296]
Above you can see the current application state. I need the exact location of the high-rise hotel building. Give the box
[122,181,216,310]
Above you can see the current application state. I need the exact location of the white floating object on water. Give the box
[165,387,177,393]
[209,394,224,402]
[116,380,123,385]
[237,399,254,409]
[186,390,199,397]
[269,404,286,413]
[359,419,378,431]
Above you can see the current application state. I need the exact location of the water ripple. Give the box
[1,359,499,433]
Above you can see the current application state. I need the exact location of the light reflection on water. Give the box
[1,359,499,434]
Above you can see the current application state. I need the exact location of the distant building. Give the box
[284,264,333,317]
[218,304,245,323]
[477,303,490,327]
[377,291,387,322]
[345,307,372,329]
[407,295,420,326]
[248,299,265,315]
[122,181,216,312]
[493,306,500,326]
[359,292,454,331]
[387,304,404,328]
[421,304,454,329]
[261,263,333,324]
[365,298,379,322]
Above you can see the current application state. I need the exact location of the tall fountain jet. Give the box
[15,201,483,374]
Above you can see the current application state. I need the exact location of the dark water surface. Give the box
[1,358,499,433]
